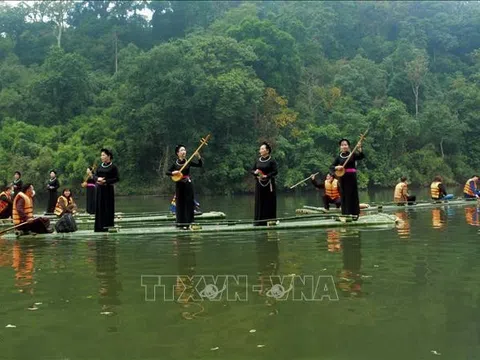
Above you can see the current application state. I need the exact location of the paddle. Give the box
[0,221,28,236]
[289,172,320,189]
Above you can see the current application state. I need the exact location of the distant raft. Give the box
[296,197,479,214]
[1,213,399,239]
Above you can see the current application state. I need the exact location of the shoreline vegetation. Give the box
[0,1,478,195]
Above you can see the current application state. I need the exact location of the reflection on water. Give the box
[1,193,480,359]
[337,231,363,298]
[255,232,281,313]
[95,239,122,314]
[465,206,480,226]
[395,211,411,239]
[173,236,199,320]
[431,208,447,229]
[12,241,35,294]
[326,230,342,252]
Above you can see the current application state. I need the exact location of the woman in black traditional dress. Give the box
[83,167,96,214]
[251,142,278,226]
[94,149,119,232]
[330,138,364,219]
[165,145,203,229]
[11,171,23,198]
[45,170,60,215]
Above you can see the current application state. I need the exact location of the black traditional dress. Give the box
[94,162,119,232]
[12,179,22,198]
[251,156,278,226]
[166,158,203,227]
[330,151,364,216]
[86,175,96,214]
[46,177,60,214]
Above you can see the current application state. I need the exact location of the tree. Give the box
[405,50,429,117]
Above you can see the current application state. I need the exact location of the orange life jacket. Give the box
[54,195,75,216]
[430,181,441,199]
[325,179,340,200]
[394,182,408,202]
[0,191,11,214]
[12,192,33,225]
[464,178,477,197]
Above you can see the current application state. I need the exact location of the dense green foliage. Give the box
[0,1,479,194]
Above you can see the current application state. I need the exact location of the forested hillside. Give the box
[0,1,479,194]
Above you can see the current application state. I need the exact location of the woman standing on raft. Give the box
[94,149,119,232]
[82,167,96,214]
[166,145,203,229]
[251,142,278,226]
[330,138,364,219]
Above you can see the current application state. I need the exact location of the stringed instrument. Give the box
[171,134,211,182]
[335,129,369,178]
[81,164,97,188]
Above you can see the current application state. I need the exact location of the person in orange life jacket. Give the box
[54,188,77,217]
[463,175,480,199]
[13,184,52,234]
[166,144,203,229]
[11,171,22,198]
[311,172,341,210]
[430,176,454,200]
[394,176,416,205]
[0,184,13,219]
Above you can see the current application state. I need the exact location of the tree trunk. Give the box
[161,144,170,175]
[413,85,419,118]
[114,32,118,74]
[57,25,62,48]
[440,138,445,158]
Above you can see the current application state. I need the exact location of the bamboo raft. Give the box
[1,213,398,239]
[0,211,227,227]
[296,197,479,215]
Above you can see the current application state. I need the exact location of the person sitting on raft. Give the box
[464,175,480,199]
[169,195,201,215]
[54,188,77,217]
[0,184,13,219]
[311,172,341,211]
[13,184,53,234]
[430,176,454,201]
[394,176,416,205]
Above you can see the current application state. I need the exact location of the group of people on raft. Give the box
[0,148,118,234]
[0,137,478,234]
[393,175,479,204]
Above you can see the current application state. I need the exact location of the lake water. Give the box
[1,187,479,359]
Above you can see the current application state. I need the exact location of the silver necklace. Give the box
[101,162,112,168]
[259,156,271,162]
